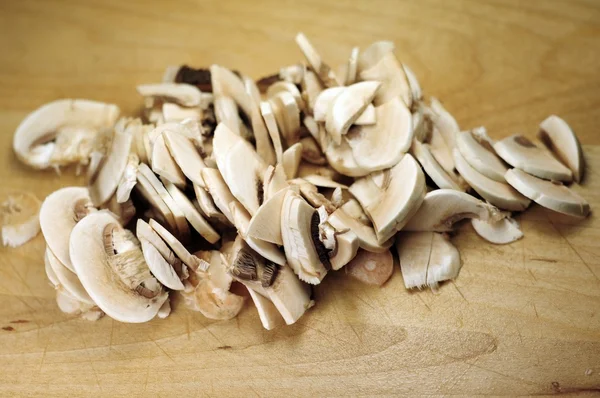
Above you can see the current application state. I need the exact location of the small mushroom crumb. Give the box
[11,32,591,328]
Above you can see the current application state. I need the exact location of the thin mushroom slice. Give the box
[151,134,187,188]
[323,128,369,177]
[13,99,119,169]
[104,196,136,226]
[201,168,237,225]
[313,87,344,122]
[70,211,167,323]
[244,78,277,166]
[300,136,327,165]
[157,299,172,319]
[404,189,503,232]
[327,228,359,271]
[411,140,463,191]
[139,238,185,290]
[135,172,177,232]
[193,184,231,227]
[301,69,324,114]
[471,216,523,245]
[282,142,303,179]
[453,149,531,211]
[289,179,336,214]
[456,127,508,182]
[214,96,246,137]
[504,168,590,218]
[45,248,94,305]
[163,129,207,188]
[295,33,340,87]
[40,187,97,273]
[116,153,139,203]
[345,249,393,286]
[210,65,253,118]
[358,46,411,107]
[137,83,202,107]
[345,46,360,85]
[1,191,41,247]
[148,219,205,271]
[55,288,103,321]
[45,250,60,287]
[494,135,573,182]
[428,98,459,151]
[349,154,426,244]
[402,64,422,106]
[162,103,201,123]
[354,104,376,125]
[247,187,289,245]
[247,288,283,330]
[269,91,301,145]
[428,124,456,176]
[538,115,585,183]
[263,164,289,201]
[266,81,305,112]
[260,101,284,165]
[328,205,393,253]
[136,219,184,273]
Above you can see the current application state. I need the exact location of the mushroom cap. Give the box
[456,127,508,182]
[411,140,463,191]
[471,216,523,245]
[539,115,584,183]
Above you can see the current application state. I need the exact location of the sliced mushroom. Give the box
[148,218,205,270]
[70,211,167,323]
[193,184,230,227]
[345,249,393,286]
[411,140,463,191]
[322,128,369,177]
[538,115,584,183]
[349,154,426,244]
[210,65,253,118]
[40,187,97,273]
[404,189,503,232]
[44,250,60,287]
[247,287,283,330]
[214,96,247,137]
[139,238,185,290]
[269,91,301,145]
[453,149,531,211]
[327,228,359,271]
[262,164,289,201]
[428,98,459,151]
[295,33,340,87]
[313,87,344,122]
[201,168,237,225]
[244,78,277,166]
[161,129,208,188]
[494,135,573,182]
[301,69,324,114]
[151,134,187,188]
[104,196,136,226]
[247,187,289,245]
[345,47,360,85]
[260,101,284,164]
[115,153,139,203]
[471,216,523,245]
[55,288,103,321]
[402,64,422,106]
[157,299,172,319]
[135,171,177,232]
[289,178,336,214]
[354,104,376,125]
[13,99,119,169]
[45,247,94,305]
[1,191,41,247]
[328,204,393,253]
[280,64,304,85]
[428,124,456,176]
[136,219,183,271]
[282,142,303,179]
[456,127,508,182]
[162,103,201,123]
[267,81,305,112]
[300,136,327,165]
[137,83,202,107]
[504,168,590,218]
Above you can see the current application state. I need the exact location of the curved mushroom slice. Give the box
[214,96,246,137]
[45,248,94,305]
[247,188,288,245]
[494,135,573,182]
[412,104,433,143]
[428,125,456,176]
[55,288,104,321]
[313,87,344,122]
[136,219,184,273]
[70,212,167,323]
[151,134,187,188]
[504,168,590,218]
[402,64,422,107]
[301,174,347,189]
[247,288,283,330]
[301,69,324,114]
[162,103,201,123]
[328,206,393,253]
[266,81,305,112]
[1,191,41,247]
[13,99,119,169]
[282,142,303,180]
[411,140,463,191]
[135,172,177,233]
[456,127,508,182]
[244,79,277,166]
[269,91,301,145]
[105,196,136,226]
[289,179,336,214]
[404,189,503,232]
[300,136,327,165]
[281,190,330,284]
[345,249,393,286]
[116,154,139,203]
[137,83,202,107]
[45,250,60,288]
[163,129,207,188]
[471,216,523,245]
[349,154,426,244]
[295,33,340,87]
[325,81,381,144]
[345,98,412,173]
[327,228,359,271]
[210,65,253,118]
[345,47,360,85]
[40,187,97,273]
[201,168,237,225]
[428,98,459,151]
[358,46,411,107]
[260,101,284,164]
[323,130,368,177]
[354,104,376,125]
[157,299,172,319]
[148,219,205,271]
[263,164,289,201]
[538,115,584,183]
[164,182,220,244]
[453,149,531,211]
[193,184,231,227]
[139,239,185,290]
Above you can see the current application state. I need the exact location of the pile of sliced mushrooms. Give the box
[4,34,590,328]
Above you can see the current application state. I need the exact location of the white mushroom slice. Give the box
[328,206,393,253]
[494,135,573,182]
[411,140,463,191]
[359,49,411,107]
[162,103,201,122]
[402,64,422,105]
[429,98,459,151]
[70,212,167,323]
[136,219,182,270]
[151,134,187,188]
[456,127,508,182]
[404,189,503,231]
[164,181,220,244]
[289,178,336,214]
[453,149,531,211]
[428,125,456,176]
[56,288,103,320]
[105,196,136,226]
[201,168,237,225]
[346,47,360,85]
[210,65,253,118]
[325,81,381,144]
[244,81,277,166]
[163,129,207,187]
[313,87,344,122]
[328,229,359,271]
[137,83,201,107]
[89,118,134,206]
[345,249,394,286]
[157,299,171,319]
[150,121,204,150]
[269,91,301,145]
[1,191,41,247]
[46,248,94,305]
[281,190,329,284]
[149,219,205,271]
[301,175,347,189]
[267,81,305,111]
[282,142,303,179]
[357,40,395,71]
[214,96,245,137]
[262,164,289,201]
[260,101,284,164]
[279,64,304,84]
[300,136,327,165]
[139,239,185,291]
[301,69,324,114]
[330,187,344,208]
[193,184,230,226]
[349,154,426,244]
[412,104,432,143]
[323,129,368,177]
[135,172,177,232]
[116,154,139,203]
[247,288,282,330]
[539,115,584,183]
[303,115,320,142]
[213,123,267,216]
[162,65,180,83]
[40,187,96,273]
[13,99,119,169]
[247,188,288,245]
[243,75,262,106]
[295,32,340,87]
[345,98,412,172]
[504,168,590,218]
[471,216,523,245]
[354,104,376,125]
[44,249,60,287]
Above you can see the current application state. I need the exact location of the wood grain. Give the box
[1,0,599,396]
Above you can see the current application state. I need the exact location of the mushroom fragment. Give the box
[151,134,187,188]
[282,142,303,179]
[247,288,283,330]
[538,115,585,183]
[456,127,508,182]
[162,129,207,187]
[148,219,205,271]
[1,191,41,247]
[345,249,393,286]
[137,83,202,107]
[411,140,463,191]
[471,216,523,245]
[260,101,285,164]
[247,188,289,245]
[45,248,95,305]
[116,154,139,203]
[295,33,340,87]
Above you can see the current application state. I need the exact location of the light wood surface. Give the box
[1,0,599,396]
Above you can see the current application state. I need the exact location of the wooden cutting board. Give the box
[0,0,599,396]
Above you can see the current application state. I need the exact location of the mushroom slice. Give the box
[151,134,187,188]
[349,154,426,244]
[247,288,283,330]
[162,103,201,123]
[301,175,347,189]
[289,179,336,214]
[201,168,237,225]
[263,164,289,201]
[214,96,246,137]
[193,184,230,227]
[396,232,461,290]
[13,99,119,169]
[404,189,503,232]
[538,115,585,183]
[227,236,280,288]
[164,181,220,244]
[328,205,393,253]
[301,69,324,114]
[116,154,139,203]
[137,83,202,107]
[1,191,41,247]
[354,104,376,125]
[313,87,344,122]
[411,140,463,191]
[345,98,412,172]
[247,188,289,245]
[269,91,301,145]
[148,219,205,271]
[45,250,60,287]
[456,127,508,182]
[494,135,573,182]
[453,149,531,211]
[157,299,172,319]
[504,168,590,218]
[105,196,136,226]
[213,123,267,216]
[345,46,360,85]
[358,46,411,107]
[89,118,135,206]
[282,142,303,179]
[428,98,459,151]
[345,249,393,286]
[428,124,456,176]
[136,219,183,272]
[266,81,305,112]
[280,190,329,284]
[163,129,207,187]
[46,248,94,305]
[402,64,422,106]
[295,32,340,87]
[135,172,177,232]
[328,228,359,271]
[139,239,184,290]
[300,136,327,165]
[325,81,381,144]
[279,64,304,84]
[40,187,97,273]
[323,128,369,177]
[471,216,523,245]
[55,289,103,321]
[260,101,284,164]
[70,212,167,323]
[244,79,277,166]
[210,65,253,118]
